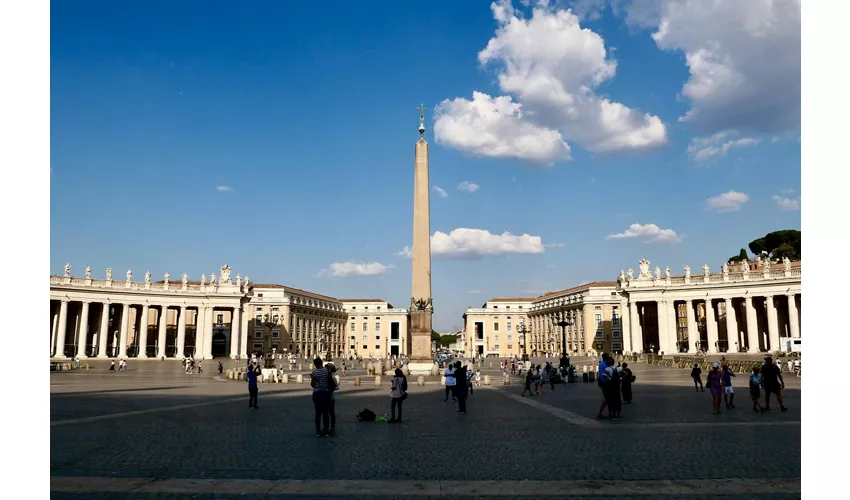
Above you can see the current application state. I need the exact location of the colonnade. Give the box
[528,307,589,355]
[289,311,345,357]
[49,298,251,359]
[625,293,800,354]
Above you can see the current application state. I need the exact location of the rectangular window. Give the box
[272,331,280,338]
[596,330,603,338]
[350,335,355,340]
[362,322,367,332]
[272,314,279,325]
[375,335,381,340]
[350,345,355,350]
[375,345,380,350]
[254,331,262,339]
[375,323,381,332]
[595,313,602,325]
[507,321,512,332]
[506,306,511,309]
[595,306,602,310]
[216,314,223,325]
[350,322,355,331]
[255,315,262,327]
[507,334,513,341]
[495,334,500,342]
[253,342,263,350]
[362,335,367,341]
[494,323,500,331]
[613,331,621,338]
[363,345,367,350]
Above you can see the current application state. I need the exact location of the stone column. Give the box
[51,309,60,357]
[745,296,759,352]
[705,299,718,353]
[787,294,800,338]
[176,306,187,358]
[618,301,630,354]
[194,306,205,358]
[53,300,70,358]
[118,303,130,358]
[628,301,643,353]
[202,306,215,358]
[724,298,738,353]
[685,300,697,353]
[97,303,110,358]
[583,306,595,354]
[230,304,242,359]
[156,306,168,358]
[656,300,670,354]
[666,301,679,353]
[766,296,780,351]
[76,301,90,358]
[240,306,251,357]
[137,304,150,358]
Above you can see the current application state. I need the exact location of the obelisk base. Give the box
[408,309,436,375]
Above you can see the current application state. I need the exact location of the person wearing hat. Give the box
[760,356,788,412]
[706,362,724,414]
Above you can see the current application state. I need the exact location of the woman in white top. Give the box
[389,368,407,423]
[444,366,456,402]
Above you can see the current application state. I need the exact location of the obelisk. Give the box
[408,104,435,375]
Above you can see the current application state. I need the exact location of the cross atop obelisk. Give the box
[408,103,435,374]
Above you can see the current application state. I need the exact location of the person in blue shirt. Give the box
[247,361,261,409]
[749,366,764,413]
[721,364,736,409]
[596,353,610,419]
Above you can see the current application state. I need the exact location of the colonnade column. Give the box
[582,306,595,354]
[51,309,60,357]
[76,301,90,358]
[656,300,671,354]
[194,306,206,358]
[240,307,250,358]
[176,306,187,358]
[685,300,697,353]
[54,300,69,358]
[745,296,759,352]
[724,298,738,353]
[230,305,242,359]
[97,303,110,358]
[705,299,718,353]
[628,301,643,353]
[202,306,214,359]
[787,295,800,338]
[118,303,130,358]
[156,307,168,358]
[766,296,780,351]
[137,304,150,358]
[666,300,679,353]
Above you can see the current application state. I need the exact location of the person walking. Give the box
[388,368,407,423]
[722,364,736,409]
[197,359,203,374]
[109,360,115,372]
[761,356,789,412]
[706,362,724,414]
[621,362,634,404]
[454,362,468,413]
[691,363,704,392]
[749,366,765,413]
[247,360,261,409]
[534,365,543,395]
[444,364,456,402]
[603,356,622,419]
[596,354,611,419]
[310,357,332,437]
[521,367,534,397]
[218,362,224,375]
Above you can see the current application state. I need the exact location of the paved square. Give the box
[50,360,800,499]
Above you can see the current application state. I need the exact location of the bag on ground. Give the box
[357,408,377,422]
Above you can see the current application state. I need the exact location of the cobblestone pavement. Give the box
[50,361,800,499]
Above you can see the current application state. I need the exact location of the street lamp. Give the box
[516,321,530,361]
[256,313,279,368]
[319,326,337,362]
[555,309,572,360]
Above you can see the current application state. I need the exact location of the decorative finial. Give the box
[417,103,428,139]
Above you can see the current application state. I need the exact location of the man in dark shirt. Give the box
[761,356,788,412]
[454,361,468,413]
[246,361,260,409]
[310,357,332,436]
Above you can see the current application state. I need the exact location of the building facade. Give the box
[341,299,410,358]
[616,258,801,354]
[462,298,532,358]
[49,264,406,360]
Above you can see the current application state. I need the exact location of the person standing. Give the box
[444,364,456,402]
[454,362,468,413]
[109,360,115,372]
[388,368,407,423]
[327,363,339,434]
[621,362,634,404]
[521,367,534,397]
[596,354,610,419]
[749,366,765,413]
[310,357,332,437]
[604,356,622,419]
[722,364,736,409]
[218,362,224,375]
[247,360,261,409]
[706,362,724,415]
[761,356,789,412]
[197,359,203,374]
[691,363,704,392]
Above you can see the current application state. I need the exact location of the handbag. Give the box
[401,392,408,401]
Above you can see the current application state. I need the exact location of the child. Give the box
[749,366,765,413]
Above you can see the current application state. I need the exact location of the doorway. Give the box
[211,331,228,357]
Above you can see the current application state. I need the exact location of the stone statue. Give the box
[180,272,187,284]
[684,265,691,279]
[763,259,771,273]
[411,297,433,311]
[64,263,71,277]
[164,272,170,284]
[740,260,749,273]
[126,269,132,281]
[702,264,710,276]
[144,271,151,283]
[245,276,250,287]
[201,273,206,285]
[665,267,671,279]
[655,266,662,279]
[783,257,792,272]
[85,266,92,279]
[220,264,231,283]
[209,272,216,284]
[638,258,651,278]
[627,268,634,280]
[106,267,112,280]
[235,274,242,286]
[722,263,729,277]
[618,269,625,282]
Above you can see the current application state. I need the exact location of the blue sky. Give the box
[50,0,801,331]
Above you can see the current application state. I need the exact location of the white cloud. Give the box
[606,223,682,243]
[216,185,233,192]
[434,1,667,164]
[398,228,547,259]
[687,131,761,163]
[432,185,448,198]
[319,262,395,278]
[627,0,800,137]
[705,190,750,212]
[771,194,800,211]
[457,181,480,193]
[569,0,608,20]
[434,92,571,164]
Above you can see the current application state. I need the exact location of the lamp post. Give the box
[517,321,530,362]
[319,327,336,362]
[555,308,572,360]
[256,313,279,368]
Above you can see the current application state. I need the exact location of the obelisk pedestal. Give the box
[407,105,438,376]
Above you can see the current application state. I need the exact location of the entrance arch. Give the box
[211,331,228,358]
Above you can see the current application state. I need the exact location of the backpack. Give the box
[357,409,377,422]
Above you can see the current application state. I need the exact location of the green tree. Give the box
[727,248,749,264]
[431,330,440,342]
[438,334,456,348]
[748,230,801,260]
